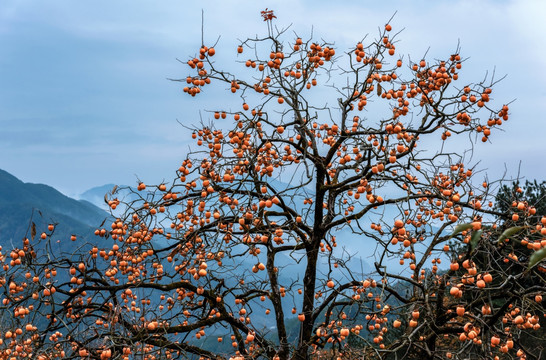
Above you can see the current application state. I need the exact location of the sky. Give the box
[1,0,545,197]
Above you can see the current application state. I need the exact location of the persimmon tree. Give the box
[1,10,545,360]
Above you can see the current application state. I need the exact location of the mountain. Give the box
[0,169,109,246]
[78,183,140,211]
[77,183,120,210]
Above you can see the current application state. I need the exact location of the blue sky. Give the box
[1,0,545,196]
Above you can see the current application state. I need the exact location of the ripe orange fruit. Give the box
[456,306,465,317]
[491,335,501,346]
[450,287,461,297]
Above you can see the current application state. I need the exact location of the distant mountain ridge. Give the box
[77,183,140,211]
[0,169,109,245]
[78,183,120,209]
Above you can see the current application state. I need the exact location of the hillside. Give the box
[0,169,109,246]
[78,183,142,209]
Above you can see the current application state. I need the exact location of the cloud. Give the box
[1,0,544,195]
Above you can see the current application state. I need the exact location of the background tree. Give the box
[495,180,546,220]
[1,10,544,360]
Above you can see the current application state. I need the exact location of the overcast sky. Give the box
[1,0,545,196]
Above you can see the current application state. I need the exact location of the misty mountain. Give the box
[78,183,140,211]
[0,169,109,246]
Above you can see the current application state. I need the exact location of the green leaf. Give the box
[497,226,525,244]
[470,230,483,252]
[529,247,546,269]
[449,223,473,238]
